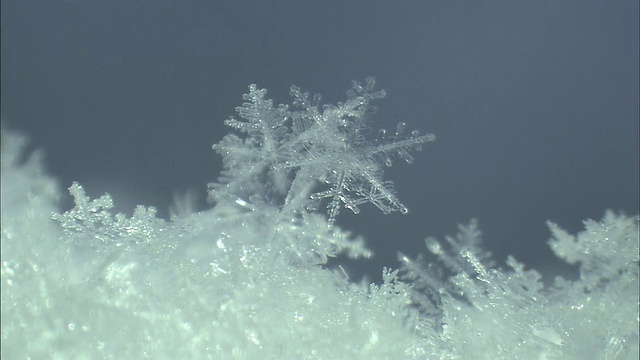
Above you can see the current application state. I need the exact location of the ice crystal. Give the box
[51,182,167,254]
[210,78,435,224]
[400,214,639,359]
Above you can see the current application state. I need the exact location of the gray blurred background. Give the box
[2,0,638,283]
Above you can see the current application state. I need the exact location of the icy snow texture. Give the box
[1,81,638,359]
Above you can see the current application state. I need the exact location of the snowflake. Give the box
[210,78,435,224]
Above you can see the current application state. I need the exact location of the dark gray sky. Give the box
[2,0,638,282]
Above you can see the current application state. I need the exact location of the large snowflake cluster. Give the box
[210,78,435,225]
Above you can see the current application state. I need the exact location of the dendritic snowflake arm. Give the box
[372,122,436,166]
[225,84,290,149]
[209,85,291,206]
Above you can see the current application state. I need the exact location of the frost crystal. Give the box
[210,78,435,224]
[400,214,639,359]
[548,210,638,288]
[51,182,165,254]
